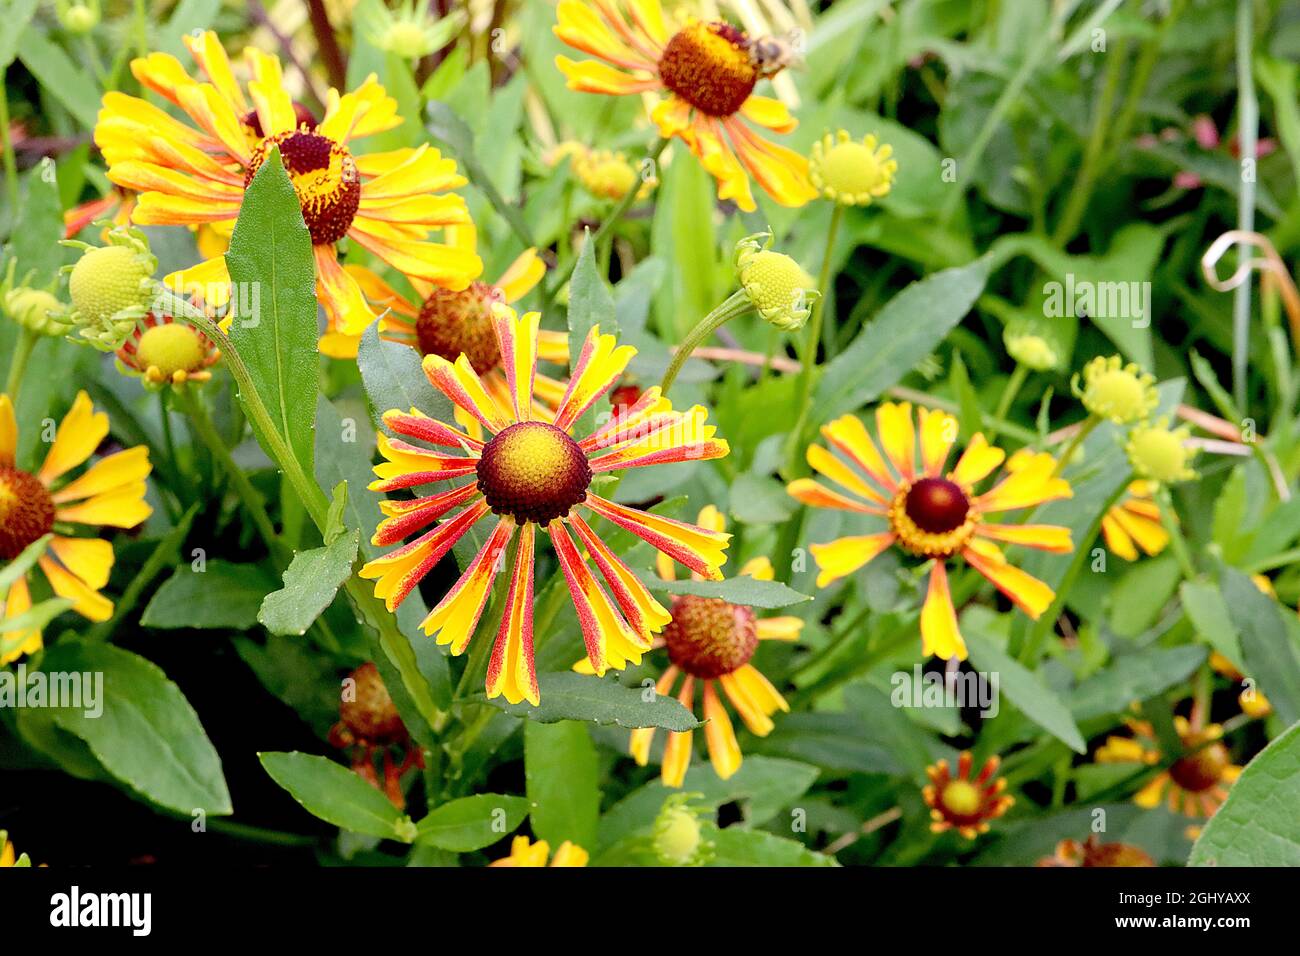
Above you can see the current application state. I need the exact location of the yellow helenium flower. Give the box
[94,30,481,348]
[553,0,817,212]
[1071,354,1158,424]
[1100,480,1169,561]
[1095,716,1242,818]
[576,506,801,786]
[808,130,897,206]
[1126,418,1196,483]
[1,392,152,664]
[789,403,1074,660]
[923,752,1014,840]
[115,313,220,389]
[360,307,730,706]
[489,835,588,867]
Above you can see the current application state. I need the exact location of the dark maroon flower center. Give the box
[904,477,970,534]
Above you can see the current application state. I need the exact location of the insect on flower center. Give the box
[135,321,207,379]
[415,283,504,374]
[245,129,360,245]
[658,21,758,117]
[476,422,592,524]
[1168,739,1230,793]
[663,594,757,679]
[0,466,55,561]
[940,780,982,817]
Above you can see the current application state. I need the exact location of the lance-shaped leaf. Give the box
[260,751,416,842]
[258,530,360,636]
[480,672,701,730]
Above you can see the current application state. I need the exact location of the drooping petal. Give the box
[702,681,742,780]
[48,536,114,591]
[630,666,677,766]
[740,95,797,133]
[497,249,547,303]
[920,561,966,660]
[38,555,112,622]
[1100,513,1138,561]
[486,522,540,705]
[718,664,786,735]
[723,117,817,208]
[420,518,514,653]
[549,519,647,675]
[661,676,696,786]
[568,513,672,637]
[584,494,729,581]
[554,0,658,70]
[963,546,1055,619]
[757,617,803,641]
[359,499,489,610]
[1111,504,1169,557]
[809,533,896,587]
[183,31,248,114]
[314,245,377,337]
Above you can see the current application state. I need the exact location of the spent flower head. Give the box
[1072,355,1158,424]
[1126,418,1196,484]
[735,231,819,331]
[809,130,897,206]
[61,224,157,352]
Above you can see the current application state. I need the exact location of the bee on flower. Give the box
[576,506,802,786]
[789,403,1073,661]
[553,0,817,211]
[361,306,731,705]
[94,31,481,350]
[1,392,152,664]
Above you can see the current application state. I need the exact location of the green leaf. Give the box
[525,720,600,848]
[1180,579,1243,668]
[1221,566,1300,725]
[568,235,616,359]
[232,634,342,738]
[40,641,232,815]
[324,480,349,544]
[7,158,65,286]
[141,560,279,630]
[597,755,819,848]
[259,751,414,841]
[705,826,839,867]
[258,531,360,636]
[0,533,53,593]
[0,0,38,69]
[481,672,700,730]
[415,794,529,851]
[16,28,100,128]
[729,472,796,524]
[639,572,811,609]
[814,258,990,420]
[1069,646,1207,721]
[226,147,320,479]
[965,627,1086,753]
[1189,720,1300,866]
[1108,555,1181,637]
[0,597,73,654]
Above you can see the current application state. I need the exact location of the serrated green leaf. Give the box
[141,560,279,630]
[40,641,231,815]
[1189,720,1300,866]
[258,531,360,636]
[260,751,412,841]
[415,794,529,851]
[481,672,701,729]
[525,720,599,848]
[226,148,319,479]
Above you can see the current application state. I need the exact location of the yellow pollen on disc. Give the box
[136,323,206,379]
[941,780,981,816]
[476,422,592,524]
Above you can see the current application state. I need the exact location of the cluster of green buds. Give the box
[735,230,819,331]
[650,793,714,867]
[1071,354,1196,484]
[61,224,157,352]
[1,261,71,338]
[363,0,465,59]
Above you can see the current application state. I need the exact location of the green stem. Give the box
[658,290,752,398]
[1048,415,1099,480]
[1156,485,1197,579]
[987,363,1028,443]
[85,505,198,642]
[786,204,844,470]
[0,73,18,216]
[4,327,37,401]
[1232,0,1258,412]
[177,387,285,561]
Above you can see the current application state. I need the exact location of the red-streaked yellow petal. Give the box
[369,433,479,490]
[422,353,513,435]
[555,54,659,95]
[486,523,539,705]
[493,306,539,423]
[381,408,485,452]
[359,500,489,610]
[806,444,887,505]
[723,117,817,207]
[550,519,647,675]
[787,477,880,514]
[420,518,514,653]
[569,513,673,636]
[553,326,636,431]
[184,31,247,114]
[584,493,729,580]
[821,414,897,493]
[372,483,481,546]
